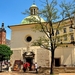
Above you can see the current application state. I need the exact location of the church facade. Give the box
[9,3,75,69]
[9,3,50,69]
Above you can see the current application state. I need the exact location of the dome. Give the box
[30,4,37,8]
[21,3,45,24]
[21,15,45,24]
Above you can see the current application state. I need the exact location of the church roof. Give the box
[21,15,45,24]
[0,28,6,32]
[21,3,45,24]
[30,4,37,8]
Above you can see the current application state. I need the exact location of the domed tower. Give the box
[21,3,45,24]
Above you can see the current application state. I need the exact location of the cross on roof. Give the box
[33,0,35,4]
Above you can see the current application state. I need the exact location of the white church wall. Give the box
[29,46,39,63]
[37,48,50,67]
[11,27,45,48]
[10,49,21,66]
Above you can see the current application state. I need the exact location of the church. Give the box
[9,3,50,70]
[9,3,75,70]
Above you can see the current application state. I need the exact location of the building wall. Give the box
[37,48,50,67]
[10,46,50,67]
[11,25,45,48]
[0,31,6,44]
[53,19,75,44]
[55,47,75,66]
[10,18,75,67]
[10,48,22,66]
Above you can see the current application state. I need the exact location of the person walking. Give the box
[26,62,30,71]
[9,63,12,72]
[23,63,27,72]
[35,62,38,73]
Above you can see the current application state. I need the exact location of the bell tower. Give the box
[0,23,6,44]
[29,2,38,15]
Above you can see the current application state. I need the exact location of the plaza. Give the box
[0,71,75,75]
[0,0,75,75]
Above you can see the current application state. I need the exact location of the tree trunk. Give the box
[50,50,54,74]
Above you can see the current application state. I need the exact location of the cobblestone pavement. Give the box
[0,71,44,75]
[1,71,75,75]
[59,73,75,75]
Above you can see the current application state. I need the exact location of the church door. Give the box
[54,58,60,67]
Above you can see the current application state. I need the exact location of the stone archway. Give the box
[23,52,35,70]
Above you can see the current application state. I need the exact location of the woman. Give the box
[23,63,27,72]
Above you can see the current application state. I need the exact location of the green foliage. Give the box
[40,0,59,22]
[32,37,44,46]
[22,9,30,15]
[32,0,75,48]
[60,0,75,19]
[0,44,13,60]
[32,36,50,50]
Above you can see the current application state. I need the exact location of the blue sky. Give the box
[0,0,44,40]
[0,0,73,40]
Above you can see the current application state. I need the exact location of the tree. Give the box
[32,0,75,74]
[0,44,13,60]
[32,0,60,74]
[0,44,13,71]
[60,0,75,28]
[23,0,75,74]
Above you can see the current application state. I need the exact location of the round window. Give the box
[26,36,32,42]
